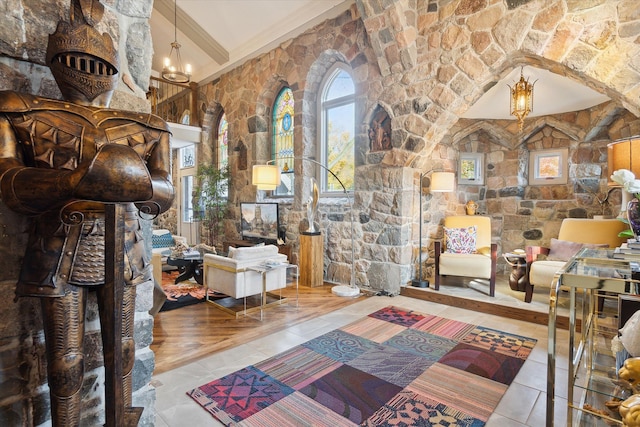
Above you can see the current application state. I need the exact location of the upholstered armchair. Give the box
[150,229,188,285]
[525,218,627,303]
[202,245,288,300]
[434,215,497,297]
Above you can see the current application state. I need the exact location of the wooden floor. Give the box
[150,283,367,374]
[150,275,570,375]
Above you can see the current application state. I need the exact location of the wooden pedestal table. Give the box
[300,232,323,287]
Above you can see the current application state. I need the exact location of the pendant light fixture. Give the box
[508,67,536,132]
[162,0,192,83]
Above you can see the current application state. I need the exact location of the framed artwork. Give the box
[529,148,568,185]
[458,153,484,185]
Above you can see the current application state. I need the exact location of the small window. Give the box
[217,113,228,170]
[529,148,568,185]
[180,145,195,169]
[458,153,484,185]
[217,113,229,197]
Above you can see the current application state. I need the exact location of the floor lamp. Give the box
[412,171,455,288]
[253,157,359,297]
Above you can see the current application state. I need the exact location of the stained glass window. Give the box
[272,87,294,196]
[321,68,354,192]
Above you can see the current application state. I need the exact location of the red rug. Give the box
[187,305,537,426]
[159,271,224,312]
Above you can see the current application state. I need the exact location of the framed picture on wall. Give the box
[458,153,484,185]
[529,148,568,185]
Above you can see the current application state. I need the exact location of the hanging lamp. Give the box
[508,67,536,132]
[162,0,192,83]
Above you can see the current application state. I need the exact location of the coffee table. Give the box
[167,253,204,285]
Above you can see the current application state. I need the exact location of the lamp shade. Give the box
[252,164,281,190]
[430,171,455,192]
[608,137,640,184]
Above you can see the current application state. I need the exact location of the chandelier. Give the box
[162,0,192,83]
[508,67,535,132]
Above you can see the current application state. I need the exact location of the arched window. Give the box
[217,113,229,197]
[319,66,354,193]
[272,87,294,196]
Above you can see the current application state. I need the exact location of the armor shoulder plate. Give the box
[94,110,171,133]
[0,91,36,113]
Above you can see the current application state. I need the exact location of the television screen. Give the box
[240,202,279,242]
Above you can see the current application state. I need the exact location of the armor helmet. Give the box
[46,0,119,105]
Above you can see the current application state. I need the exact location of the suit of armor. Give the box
[0,1,174,425]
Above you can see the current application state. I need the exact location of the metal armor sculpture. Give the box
[0,0,174,425]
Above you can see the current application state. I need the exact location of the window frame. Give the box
[272,86,295,197]
[317,63,355,196]
[529,148,568,185]
[216,112,229,198]
[458,153,484,185]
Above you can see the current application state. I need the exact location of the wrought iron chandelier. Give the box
[508,67,536,132]
[162,0,192,83]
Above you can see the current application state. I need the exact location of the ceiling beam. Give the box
[154,0,229,65]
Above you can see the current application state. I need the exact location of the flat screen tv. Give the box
[240,202,280,242]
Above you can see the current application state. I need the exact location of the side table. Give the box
[244,262,299,320]
[502,251,528,292]
[167,253,204,285]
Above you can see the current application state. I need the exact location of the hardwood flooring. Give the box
[150,284,367,374]
[151,274,569,375]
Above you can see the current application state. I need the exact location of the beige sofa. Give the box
[525,218,627,302]
[203,245,288,301]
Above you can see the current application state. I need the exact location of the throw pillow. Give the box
[444,226,477,254]
[151,231,174,249]
[547,238,584,261]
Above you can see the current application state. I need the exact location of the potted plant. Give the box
[193,163,230,250]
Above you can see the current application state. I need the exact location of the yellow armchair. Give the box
[525,218,627,302]
[434,216,497,297]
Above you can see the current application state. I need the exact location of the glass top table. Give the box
[547,247,640,426]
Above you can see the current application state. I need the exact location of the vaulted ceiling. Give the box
[150,0,610,120]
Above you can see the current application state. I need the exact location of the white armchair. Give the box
[150,229,187,285]
[203,245,288,301]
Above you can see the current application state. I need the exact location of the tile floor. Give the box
[151,288,571,426]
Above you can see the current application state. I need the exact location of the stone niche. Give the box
[0,0,158,425]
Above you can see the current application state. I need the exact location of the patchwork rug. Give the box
[160,271,224,312]
[187,305,537,426]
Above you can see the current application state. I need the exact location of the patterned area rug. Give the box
[187,305,537,426]
[159,271,224,312]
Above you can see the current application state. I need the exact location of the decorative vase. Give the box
[627,198,640,240]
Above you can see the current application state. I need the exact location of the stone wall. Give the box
[195,0,640,295]
[429,103,640,276]
[0,0,157,425]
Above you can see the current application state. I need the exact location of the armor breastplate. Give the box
[6,110,166,171]
[0,93,165,297]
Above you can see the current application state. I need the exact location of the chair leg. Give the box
[434,241,441,291]
[524,283,534,303]
[489,243,497,297]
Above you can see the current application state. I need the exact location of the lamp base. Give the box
[331,285,360,297]
[411,279,429,288]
